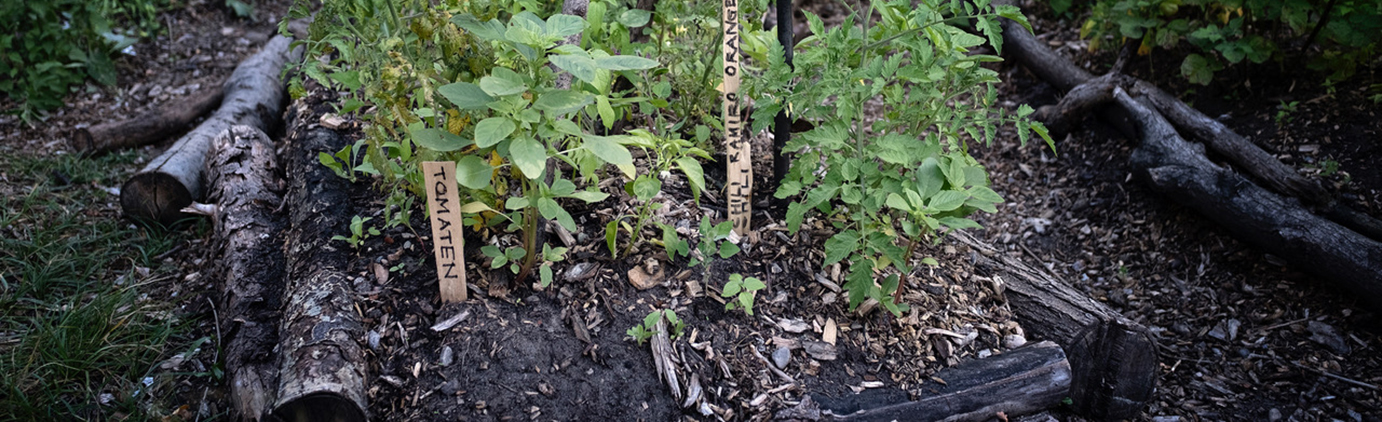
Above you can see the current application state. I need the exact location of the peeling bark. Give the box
[269,100,367,422]
[121,36,295,226]
[205,125,288,422]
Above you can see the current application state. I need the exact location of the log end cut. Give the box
[268,393,367,422]
[1066,319,1158,421]
[121,172,195,226]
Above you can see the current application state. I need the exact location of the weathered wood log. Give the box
[1128,80,1382,240]
[204,125,287,422]
[819,341,1070,422]
[71,84,225,155]
[1114,88,1382,312]
[951,231,1157,421]
[269,102,367,422]
[995,6,1382,313]
[121,36,294,226]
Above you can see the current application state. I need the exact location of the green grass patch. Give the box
[0,149,204,421]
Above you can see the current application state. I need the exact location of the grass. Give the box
[0,148,207,421]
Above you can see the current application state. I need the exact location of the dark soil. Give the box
[4,1,1381,421]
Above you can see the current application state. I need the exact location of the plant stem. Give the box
[514,183,540,284]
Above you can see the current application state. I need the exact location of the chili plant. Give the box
[748,0,1051,316]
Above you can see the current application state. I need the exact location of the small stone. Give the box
[439,379,462,396]
[367,330,381,350]
[772,347,791,369]
[1268,408,1282,422]
[1150,417,1181,422]
[1002,334,1027,349]
[1171,322,1192,336]
[563,262,598,282]
[439,346,454,367]
[627,265,665,290]
[802,340,837,361]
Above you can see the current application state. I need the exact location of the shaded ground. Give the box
[3,1,1381,421]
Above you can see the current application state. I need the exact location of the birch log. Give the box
[120,36,294,226]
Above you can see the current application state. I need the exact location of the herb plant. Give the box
[749,0,1050,316]
[333,215,380,248]
[721,274,765,315]
[627,309,684,345]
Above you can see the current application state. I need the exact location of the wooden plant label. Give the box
[422,161,468,302]
[722,0,752,235]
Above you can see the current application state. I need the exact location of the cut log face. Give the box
[120,35,295,226]
[953,231,1158,421]
[820,341,1071,422]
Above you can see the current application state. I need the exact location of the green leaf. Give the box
[723,276,742,296]
[942,158,967,187]
[928,190,969,211]
[409,123,470,152]
[581,133,634,166]
[534,89,593,115]
[595,95,616,129]
[480,68,528,96]
[545,14,586,38]
[509,136,548,179]
[1180,54,1216,86]
[675,157,705,202]
[605,220,620,256]
[452,14,507,41]
[537,197,576,231]
[539,264,554,287]
[567,190,610,203]
[474,117,517,148]
[454,155,493,189]
[594,55,659,71]
[439,82,495,110]
[550,54,599,85]
[329,70,362,91]
[938,217,982,230]
[968,186,1003,203]
[719,242,740,259]
[916,158,945,198]
[631,175,662,201]
[886,193,913,211]
[824,231,860,266]
[742,276,765,291]
[318,152,339,168]
[874,134,917,165]
[618,9,652,27]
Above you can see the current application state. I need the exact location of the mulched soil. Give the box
[2,1,1380,421]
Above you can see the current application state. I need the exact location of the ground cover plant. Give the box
[0,150,203,420]
[1,0,174,124]
[1056,0,1382,85]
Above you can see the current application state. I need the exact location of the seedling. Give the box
[721,274,765,316]
[627,309,685,345]
[333,215,379,248]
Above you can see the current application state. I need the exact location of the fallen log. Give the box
[952,231,1157,421]
[816,341,1070,422]
[269,102,367,422]
[1114,88,1382,312]
[120,36,295,226]
[995,8,1382,313]
[71,83,225,155]
[204,125,287,421]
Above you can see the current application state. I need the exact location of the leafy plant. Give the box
[721,274,765,315]
[603,129,709,258]
[318,138,375,182]
[748,0,1049,316]
[1072,0,1382,85]
[1274,100,1300,126]
[627,309,684,345]
[333,215,379,248]
[1,0,166,124]
[690,217,740,268]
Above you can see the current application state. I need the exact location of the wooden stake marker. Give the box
[422,161,468,302]
[722,0,751,235]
